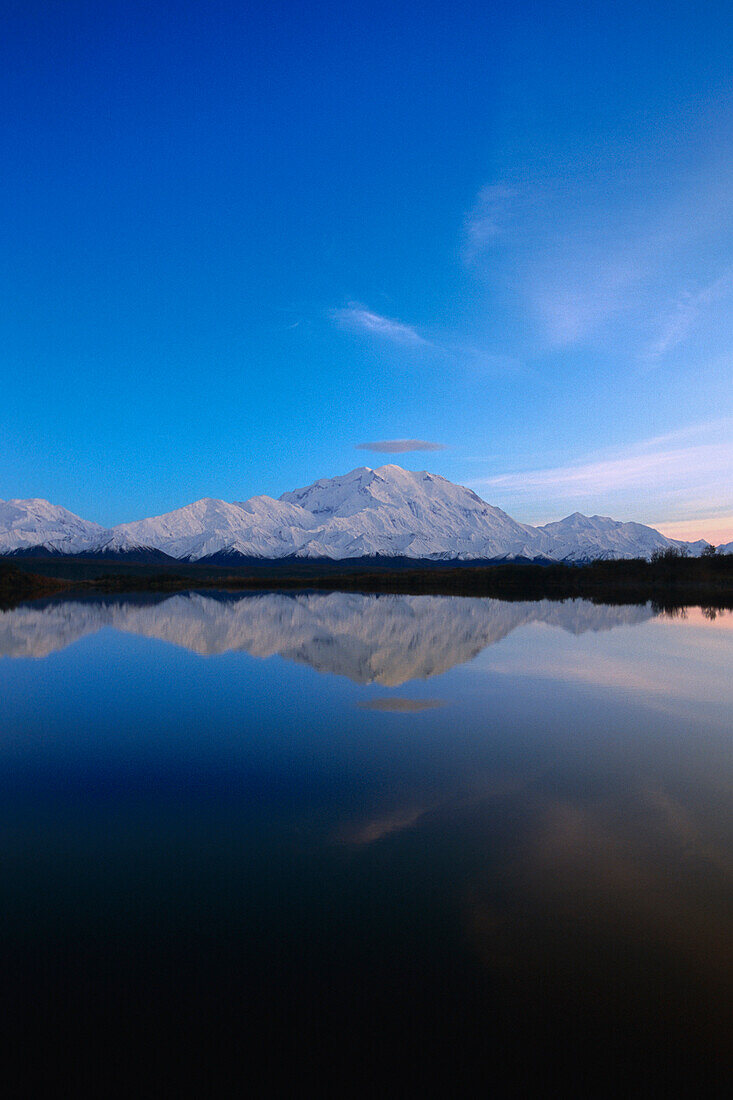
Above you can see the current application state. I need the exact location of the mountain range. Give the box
[0,464,724,563]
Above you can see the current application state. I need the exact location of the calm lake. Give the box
[1,592,731,1090]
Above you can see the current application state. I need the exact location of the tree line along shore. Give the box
[2,549,732,612]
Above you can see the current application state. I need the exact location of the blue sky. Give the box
[2,0,732,539]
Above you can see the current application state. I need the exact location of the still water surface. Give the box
[1,592,731,1090]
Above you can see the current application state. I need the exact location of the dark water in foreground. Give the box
[1,592,731,1092]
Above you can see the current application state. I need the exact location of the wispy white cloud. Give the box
[465,157,733,354]
[645,269,733,361]
[471,419,733,532]
[533,260,646,348]
[631,418,733,450]
[329,301,529,385]
[330,304,429,346]
[462,183,517,261]
[463,176,652,346]
[480,443,731,497]
[356,439,446,453]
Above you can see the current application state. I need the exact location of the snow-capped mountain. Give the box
[0,466,720,562]
[537,512,709,562]
[279,465,549,559]
[0,498,105,555]
[108,495,315,560]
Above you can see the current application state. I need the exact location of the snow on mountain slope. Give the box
[280,465,550,560]
[90,466,552,561]
[80,529,178,561]
[0,498,105,554]
[538,512,706,560]
[1,467,721,562]
[106,495,315,560]
[680,539,714,556]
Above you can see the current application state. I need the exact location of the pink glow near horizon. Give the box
[653,516,733,546]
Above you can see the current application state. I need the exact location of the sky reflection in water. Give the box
[0,593,730,1089]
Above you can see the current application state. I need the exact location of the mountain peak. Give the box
[0,466,711,563]
[373,463,413,475]
[0,497,105,554]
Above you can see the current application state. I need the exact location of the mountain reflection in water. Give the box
[0,590,731,1092]
[0,591,655,684]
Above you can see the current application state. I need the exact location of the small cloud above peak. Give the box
[356,439,446,453]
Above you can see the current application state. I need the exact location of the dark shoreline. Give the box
[2,554,732,612]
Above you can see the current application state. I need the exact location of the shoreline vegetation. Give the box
[2,550,732,612]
